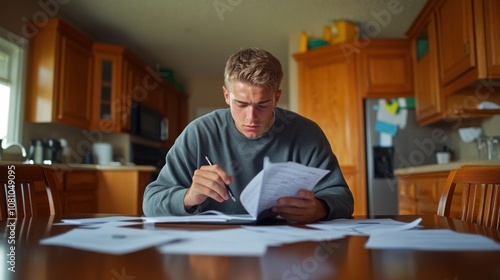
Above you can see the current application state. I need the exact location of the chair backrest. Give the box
[437,165,500,230]
[0,164,62,220]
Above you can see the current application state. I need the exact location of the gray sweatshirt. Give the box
[142,108,354,220]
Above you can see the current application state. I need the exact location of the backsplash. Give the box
[21,122,131,164]
[451,115,500,161]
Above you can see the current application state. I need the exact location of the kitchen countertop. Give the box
[0,161,158,172]
[394,159,500,175]
[64,163,158,172]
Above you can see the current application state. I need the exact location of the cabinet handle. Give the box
[464,42,470,56]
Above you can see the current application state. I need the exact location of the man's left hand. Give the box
[271,190,327,223]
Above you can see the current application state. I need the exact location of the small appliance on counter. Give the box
[28,138,63,164]
[45,139,62,164]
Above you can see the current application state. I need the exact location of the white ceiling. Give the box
[58,0,428,84]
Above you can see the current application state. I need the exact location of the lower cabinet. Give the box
[96,170,152,215]
[397,171,462,218]
[46,168,152,215]
[60,170,98,214]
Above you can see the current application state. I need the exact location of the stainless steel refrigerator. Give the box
[364,98,438,216]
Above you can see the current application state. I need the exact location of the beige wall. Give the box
[185,76,226,121]
[185,72,291,122]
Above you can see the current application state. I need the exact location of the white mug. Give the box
[92,142,112,165]
[436,152,450,164]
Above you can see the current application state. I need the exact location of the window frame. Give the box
[0,27,27,144]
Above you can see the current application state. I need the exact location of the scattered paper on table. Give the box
[307,218,422,235]
[40,226,179,255]
[61,216,140,225]
[142,210,255,223]
[365,229,500,251]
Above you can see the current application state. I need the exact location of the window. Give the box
[0,27,27,143]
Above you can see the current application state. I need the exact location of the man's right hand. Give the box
[184,164,233,209]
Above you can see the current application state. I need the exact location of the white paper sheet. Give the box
[242,225,346,241]
[241,157,330,218]
[142,210,255,223]
[307,218,422,235]
[40,226,180,255]
[61,216,140,225]
[366,229,500,251]
[158,226,344,256]
[159,238,268,256]
[159,228,272,256]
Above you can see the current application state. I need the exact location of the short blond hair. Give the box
[224,48,283,93]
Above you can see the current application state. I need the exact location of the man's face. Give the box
[224,81,281,138]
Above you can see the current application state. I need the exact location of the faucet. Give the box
[0,139,27,161]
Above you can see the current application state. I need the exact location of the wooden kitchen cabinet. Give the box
[92,41,189,147]
[407,0,500,125]
[397,171,462,218]
[294,44,365,215]
[91,43,165,133]
[407,4,444,125]
[26,18,93,129]
[91,43,130,132]
[97,170,153,215]
[61,170,98,214]
[294,39,415,215]
[358,40,413,98]
[482,0,500,75]
[436,0,500,95]
[435,0,475,88]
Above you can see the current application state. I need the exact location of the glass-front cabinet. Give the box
[91,43,128,132]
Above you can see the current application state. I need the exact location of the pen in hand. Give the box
[205,156,236,202]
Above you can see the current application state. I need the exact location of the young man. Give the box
[143,48,354,223]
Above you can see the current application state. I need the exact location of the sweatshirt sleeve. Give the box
[142,124,201,217]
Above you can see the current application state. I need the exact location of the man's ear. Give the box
[274,89,282,107]
[223,86,230,105]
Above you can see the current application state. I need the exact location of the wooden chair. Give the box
[437,165,500,230]
[0,164,62,220]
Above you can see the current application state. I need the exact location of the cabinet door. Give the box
[63,171,98,214]
[397,177,417,214]
[56,35,93,128]
[359,41,413,98]
[295,47,364,215]
[436,0,475,86]
[482,0,500,76]
[397,171,462,218]
[91,45,125,132]
[413,16,444,124]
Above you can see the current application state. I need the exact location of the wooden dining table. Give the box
[1,214,499,280]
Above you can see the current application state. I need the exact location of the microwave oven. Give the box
[130,102,168,141]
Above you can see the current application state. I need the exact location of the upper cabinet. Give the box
[91,42,187,145]
[26,19,93,129]
[407,0,500,125]
[436,0,500,94]
[26,18,189,147]
[91,43,129,132]
[436,0,476,90]
[482,0,500,75]
[408,3,443,124]
[358,40,413,98]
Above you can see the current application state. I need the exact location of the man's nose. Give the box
[246,106,258,120]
